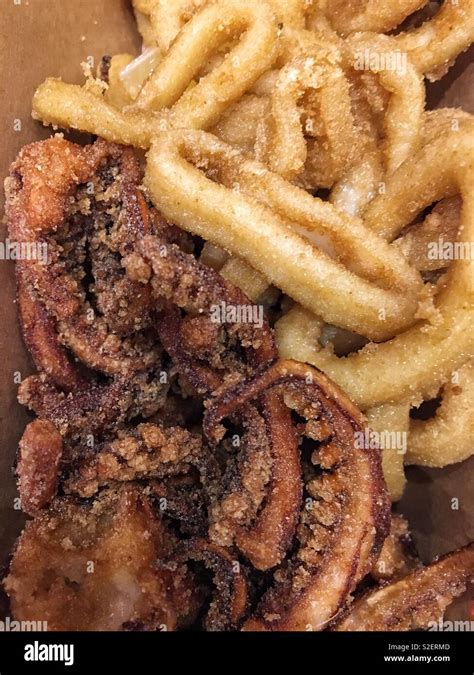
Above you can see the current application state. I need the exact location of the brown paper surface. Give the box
[0,0,472,622]
[0,0,141,570]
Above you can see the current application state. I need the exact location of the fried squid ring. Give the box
[172,538,248,631]
[277,126,474,409]
[366,401,410,502]
[329,71,384,216]
[204,360,390,631]
[144,0,307,54]
[4,487,200,631]
[395,0,474,81]
[211,94,270,157]
[200,241,260,303]
[260,50,359,186]
[118,48,163,101]
[406,361,474,468]
[5,136,160,378]
[218,257,269,302]
[17,420,63,516]
[329,149,383,216]
[272,0,309,28]
[144,129,422,341]
[133,0,279,130]
[32,80,163,148]
[134,8,159,49]
[322,0,427,34]
[335,544,474,631]
[247,28,360,189]
[422,107,473,143]
[102,54,135,109]
[146,0,208,53]
[345,32,425,175]
[45,2,272,132]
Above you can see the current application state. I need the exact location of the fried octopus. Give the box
[335,545,474,631]
[17,420,63,517]
[5,136,171,449]
[4,487,200,631]
[5,137,160,379]
[125,233,302,572]
[124,234,277,395]
[205,360,390,630]
[370,514,420,582]
[64,422,213,499]
[4,138,473,633]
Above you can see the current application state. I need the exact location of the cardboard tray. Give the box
[0,0,472,622]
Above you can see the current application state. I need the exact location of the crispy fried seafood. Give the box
[4,487,200,631]
[124,233,277,395]
[370,514,420,582]
[5,136,173,450]
[205,360,390,630]
[4,135,473,632]
[3,0,474,634]
[63,423,209,498]
[335,545,474,631]
[5,137,160,381]
[17,420,63,517]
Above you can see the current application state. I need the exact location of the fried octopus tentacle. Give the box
[17,420,63,516]
[208,392,302,572]
[335,544,474,631]
[64,423,210,498]
[149,479,208,535]
[89,186,156,337]
[204,359,390,631]
[17,373,168,442]
[5,136,159,378]
[124,235,297,569]
[371,514,421,583]
[236,392,301,570]
[16,274,85,391]
[172,538,248,631]
[125,236,303,570]
[157,304,223,394]
[125,233,277,392]
[124,233,296,569]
